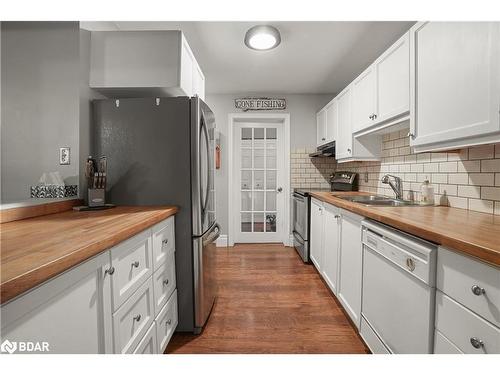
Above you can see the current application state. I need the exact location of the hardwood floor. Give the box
[167,243,369,354]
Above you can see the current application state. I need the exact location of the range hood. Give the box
[309,141,335,158]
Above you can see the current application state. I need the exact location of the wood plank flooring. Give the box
[167,243,369,354]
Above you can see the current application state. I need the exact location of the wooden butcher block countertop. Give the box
[0,206,178,304]
[310,191,500,267]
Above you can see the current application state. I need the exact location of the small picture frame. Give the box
[59,147,70,165]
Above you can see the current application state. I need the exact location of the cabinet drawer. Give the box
[434,329,462,354]
[437,247,500,326]
[112,278,155,354]
[133,321,158,354]
[155,289,178,354]
[111,229,153,310]
[152,217,175,270]
[152,250,177,316]
[435,291,500,354]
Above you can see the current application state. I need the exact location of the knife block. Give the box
[88,188,105,207]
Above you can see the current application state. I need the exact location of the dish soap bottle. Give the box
[420,177,435,206]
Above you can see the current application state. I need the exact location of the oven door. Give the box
[292,193,308,241]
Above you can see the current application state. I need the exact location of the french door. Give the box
[233,122,285,243]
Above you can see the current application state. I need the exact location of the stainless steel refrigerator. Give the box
[92,96,218,333]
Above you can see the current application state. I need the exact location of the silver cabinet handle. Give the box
[104,266,115,276]
[406,258,416,272]
[470,337,484,349]
[277,187,283,193]
[162,238,169,245]
[131,261,139,268]
[373,114,377,120]
[347,148,351,153]
[133,314,141,322]
[166,319,172,326]
[321,137,326,141]
[163,279,169,286]
[407,132,415,139]
[334,214,340,219]
[471,285,486,296]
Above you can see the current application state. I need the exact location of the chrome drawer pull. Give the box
[163,279,169,286]
[471,285,486,296]
[131,261,140,268]
[470,337,484,349]
[133,314,141,322]
[162,238,169,245]
[104,266,115,276]
[166,319,172,326]
[406,258,416,272]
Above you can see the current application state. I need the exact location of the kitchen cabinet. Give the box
[352,32,410,134]
[410,22,500,152]
[0,216,178,354]
[337,210,364,328]
[321,204,341,295]
[316,109,327,146]
[335,87,353,160]
[309,198,324,271]
[0,251,113,354]
[90,31,205,100]
[351,67,376,133]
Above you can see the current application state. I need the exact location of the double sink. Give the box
[337,194,420,207]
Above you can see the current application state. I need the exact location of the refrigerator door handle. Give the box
[200,111,211,217]
[203,223,220,247]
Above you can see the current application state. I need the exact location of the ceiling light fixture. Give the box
[244,25,281,51]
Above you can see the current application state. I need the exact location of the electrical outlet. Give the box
[59,147,70,165]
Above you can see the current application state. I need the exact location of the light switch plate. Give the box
[59,147,70,165]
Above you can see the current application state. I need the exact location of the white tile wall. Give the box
[291,147,336,189]
[337,129,500,215]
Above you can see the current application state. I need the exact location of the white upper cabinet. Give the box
[316,108,327,146]
[335,87,353,160]
[90,31,205,100]
[410,22,500,152]
[376,32,410,123]
[352,32,410,134]
[352,67,377,133]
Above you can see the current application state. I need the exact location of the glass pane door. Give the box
[239,126,279,237]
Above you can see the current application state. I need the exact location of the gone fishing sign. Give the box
[235,97,286,111]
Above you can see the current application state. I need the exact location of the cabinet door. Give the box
[316,109,327,146]
[325,100,337,143]
[180,37,194,97]
[322,204,340,295]
[193,62,205,100]
[351,67,377,133]
[410,22,500,148]
[335,87,353,160]
[0,252,113,354]
[376,32,410,123]
[338,211,363,328]
[309,198,324,272]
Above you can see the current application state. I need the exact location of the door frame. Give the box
[227,112,290,247]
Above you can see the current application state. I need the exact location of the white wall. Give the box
[1,22,80,203]
[205,93,333,236]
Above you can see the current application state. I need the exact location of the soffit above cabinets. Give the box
[80,21,415,95]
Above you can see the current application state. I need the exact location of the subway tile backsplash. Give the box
[339,128,500,215]
[292,129,500,215]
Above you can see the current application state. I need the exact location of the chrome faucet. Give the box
[381,174,403,200]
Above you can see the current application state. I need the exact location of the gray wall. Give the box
[1,22,80,203]
[205,93,333,235]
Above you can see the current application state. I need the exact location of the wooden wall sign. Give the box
[235,97,286,111]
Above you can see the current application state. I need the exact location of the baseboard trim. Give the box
[216,234,228,247]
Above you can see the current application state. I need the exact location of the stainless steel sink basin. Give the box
[336,194,419,207]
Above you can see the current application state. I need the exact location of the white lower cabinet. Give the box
[321,204,341,295]
[113,279,155,354]
[134,322,158,354]
[0,216,177,354]
[0,252,113,354]
[309,198,324,272]
[337,210,364,329]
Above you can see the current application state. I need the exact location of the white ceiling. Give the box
[81,21,415,95]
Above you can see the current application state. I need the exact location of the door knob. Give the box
[471,285,486,296]
[277,187,283,193]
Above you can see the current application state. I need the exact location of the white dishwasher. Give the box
[360,219,437,354]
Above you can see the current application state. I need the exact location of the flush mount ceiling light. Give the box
[244,25,281,51]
